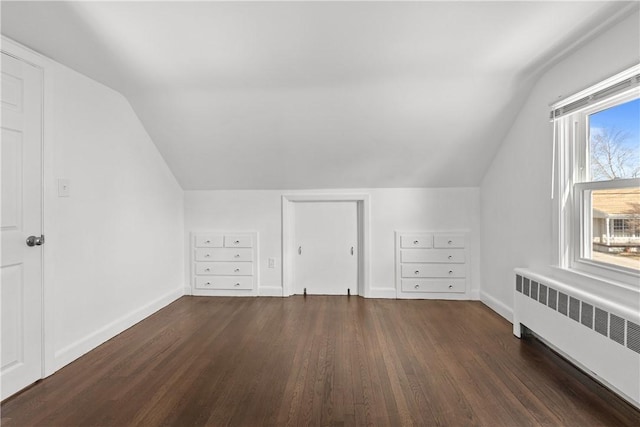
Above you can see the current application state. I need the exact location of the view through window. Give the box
[588,98,640,271]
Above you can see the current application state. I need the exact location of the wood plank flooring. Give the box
[2,296,639,426]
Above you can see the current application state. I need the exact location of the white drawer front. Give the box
[433,234,465,248]
[195,248,253,262]
[400,235,433,249]
[195,276,253,290]
[195,262,254,276]
[401,249,465,264]
[224,235,253,248]
[195,234,224,248]
[401,279,465,293]
[401,264,465,278]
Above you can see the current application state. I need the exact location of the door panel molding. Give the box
[282,193,370,297]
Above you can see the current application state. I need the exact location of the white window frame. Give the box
[554,67,640,289]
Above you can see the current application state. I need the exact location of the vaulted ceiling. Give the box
[2,1,635,189]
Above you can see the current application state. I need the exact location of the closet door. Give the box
[293,201,358,295]
[1,52,44,399]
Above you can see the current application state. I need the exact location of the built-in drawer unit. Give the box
[195,276,253,290]
[191,232,258,296]
[401,264,465,278]
[195,262,254,276]
[395,231,469,299]
[400,234,433,249]
[433,234,465,249]
[401,279,466,293]
[400,249,465,264]
[194,248,253,262]
[224,235,253,248]
[195,234,224,248]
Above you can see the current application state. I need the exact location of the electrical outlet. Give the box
[268,258,276,268]
[58,179,70,197]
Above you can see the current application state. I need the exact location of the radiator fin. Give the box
[530,281,539,301]
[610,314,625,345]
[558,293,568,316]
[594,307,608,337]
[516,275,522,293]
[569,297,581,322]
[627,322,640,354]
[548,288,558,310]
[538,284,547,305]
[523,278,530,296]
[581,302,593,329]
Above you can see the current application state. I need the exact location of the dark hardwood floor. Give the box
[2,296,639,426]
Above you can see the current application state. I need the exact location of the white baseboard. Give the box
[258,286,284,297]
[480,290,513,322]
[53,286,184,372]
[368,287,397,299]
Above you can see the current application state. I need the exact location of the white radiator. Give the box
[513,268,640,409]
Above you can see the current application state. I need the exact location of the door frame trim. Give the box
[282,193,371,297]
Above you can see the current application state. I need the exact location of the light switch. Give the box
[268,258,276,268]
[58,179,70,197]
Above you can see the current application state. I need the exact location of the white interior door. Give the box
[1,52,44,400]
[293,201,358,295]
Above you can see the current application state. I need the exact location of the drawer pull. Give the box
[413,240,419,244]
[448,255,453,260]
[205,240,211,243]
[205,281,211,286]
[448,240,453,245]
[234,283,240,287]
[414,284,420,289]
[205,268,211,272]
[448,270,453,275]
[234,254,241,258]
[204,253,211,257]
[414,270,420,275]
[234,268,240,273]
[234,240,240,244]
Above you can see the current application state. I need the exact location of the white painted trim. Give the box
[281,193,371,297]
[53,287,183,371]
[480,291,513,323]
[1,36,54,379]
[368,288,397,299]
[258,286,284,297]
[183,286,192,296]
[552,76,640,291]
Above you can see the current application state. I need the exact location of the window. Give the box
[553,65,640,286]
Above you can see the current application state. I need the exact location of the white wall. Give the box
[40,51,185,371]
[479,11,640,320]
[185,188,481,297]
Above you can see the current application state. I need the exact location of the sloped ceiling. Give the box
[2,1,635,189]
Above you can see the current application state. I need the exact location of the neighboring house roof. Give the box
[592,188,640,218]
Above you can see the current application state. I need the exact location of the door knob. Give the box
[298,246,302,255]
[350,246,354,255]
[26,235,45,247]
